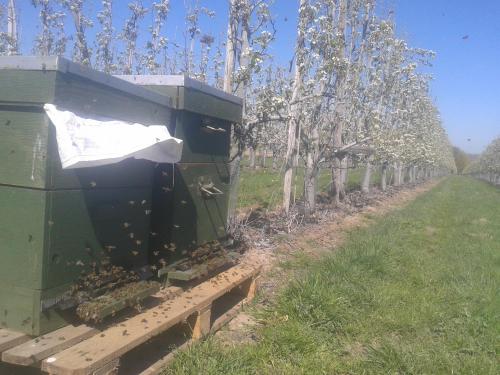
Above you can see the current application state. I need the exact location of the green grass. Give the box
[165,177,500,374]
[237,166,381,210]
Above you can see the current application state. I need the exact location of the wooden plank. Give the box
[0,329,30,353]
[138,297,253,375]
[91,359,119,375]
[42,264,261,375]
[190,305,211,340]
[2,325,98,366]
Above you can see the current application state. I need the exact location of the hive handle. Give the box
[201,125,227,133]
[200,185,224,198]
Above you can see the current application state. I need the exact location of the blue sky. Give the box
[12,0,500,154]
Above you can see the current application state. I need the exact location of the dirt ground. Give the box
[216,180,443,345]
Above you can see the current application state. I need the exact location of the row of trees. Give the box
[466,138,500,185]
[237,0,456,215]
[0,0,456,219]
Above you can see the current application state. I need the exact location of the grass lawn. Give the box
[164,177,499,374]
[238,165,381,210]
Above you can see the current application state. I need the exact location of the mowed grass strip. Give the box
[164,177,499,374]
[238,166,381,210]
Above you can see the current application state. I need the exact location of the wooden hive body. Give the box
[117,75,243,267]
[0,57,173,335]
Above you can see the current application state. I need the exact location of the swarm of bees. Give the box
[76,280,160,323]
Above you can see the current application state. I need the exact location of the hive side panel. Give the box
[0,285,38,335]
[169,163,230,255]
[0,186,46,289]
[0,108,50,188]
[43,188,153,290]
[0,70,57,104]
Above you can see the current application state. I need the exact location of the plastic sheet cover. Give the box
[44,104,183,169]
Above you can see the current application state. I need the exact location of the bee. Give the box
[150,265,158,271]
[141,200,147,205]
[131,251,139,256]
[128,200,135,205]
[123,222,131,228]
[153,251,160,256]
[129,233,135,239]
[162,187,172,192]
[136,240,142,245]
[90,181,97,188]
[76,260,85,266]
[150,232,158,236]
[159,258,167,266]
[145,210,152,215]
[181,200,187,205]
[173,224,180,229]
[48,220,54,226]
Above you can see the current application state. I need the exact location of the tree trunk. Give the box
[261,147,267,168]
[362,158,373,193]
[249,146,256,169]
[304,115,320,216]
[304,153,317,216]
[272,150,278,170]
[7,0,17,55]
[394,162,402,186]
[381,162,387,191]
[331,0,348,205]
[283,0,307,214]
[340,156,348,198]
[224,0,238,228]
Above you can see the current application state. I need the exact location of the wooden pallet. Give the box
[0,263,260,375]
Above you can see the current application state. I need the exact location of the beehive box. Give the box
[0,56,173,335]
[117,76,242,265]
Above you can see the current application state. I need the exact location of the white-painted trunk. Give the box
[283,0,307,214]
[304,153,317,216]
[340,157,348,195]
[224,0,238,228]
[381,163,387,191]
[249,146,256,169]
[261,147,267,168]
[362,159,373,193]
[7,0,17,55]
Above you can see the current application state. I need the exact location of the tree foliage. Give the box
[466,137,500,184]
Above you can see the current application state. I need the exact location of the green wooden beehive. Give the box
[0,56,173,335]
[117,75,242,267]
